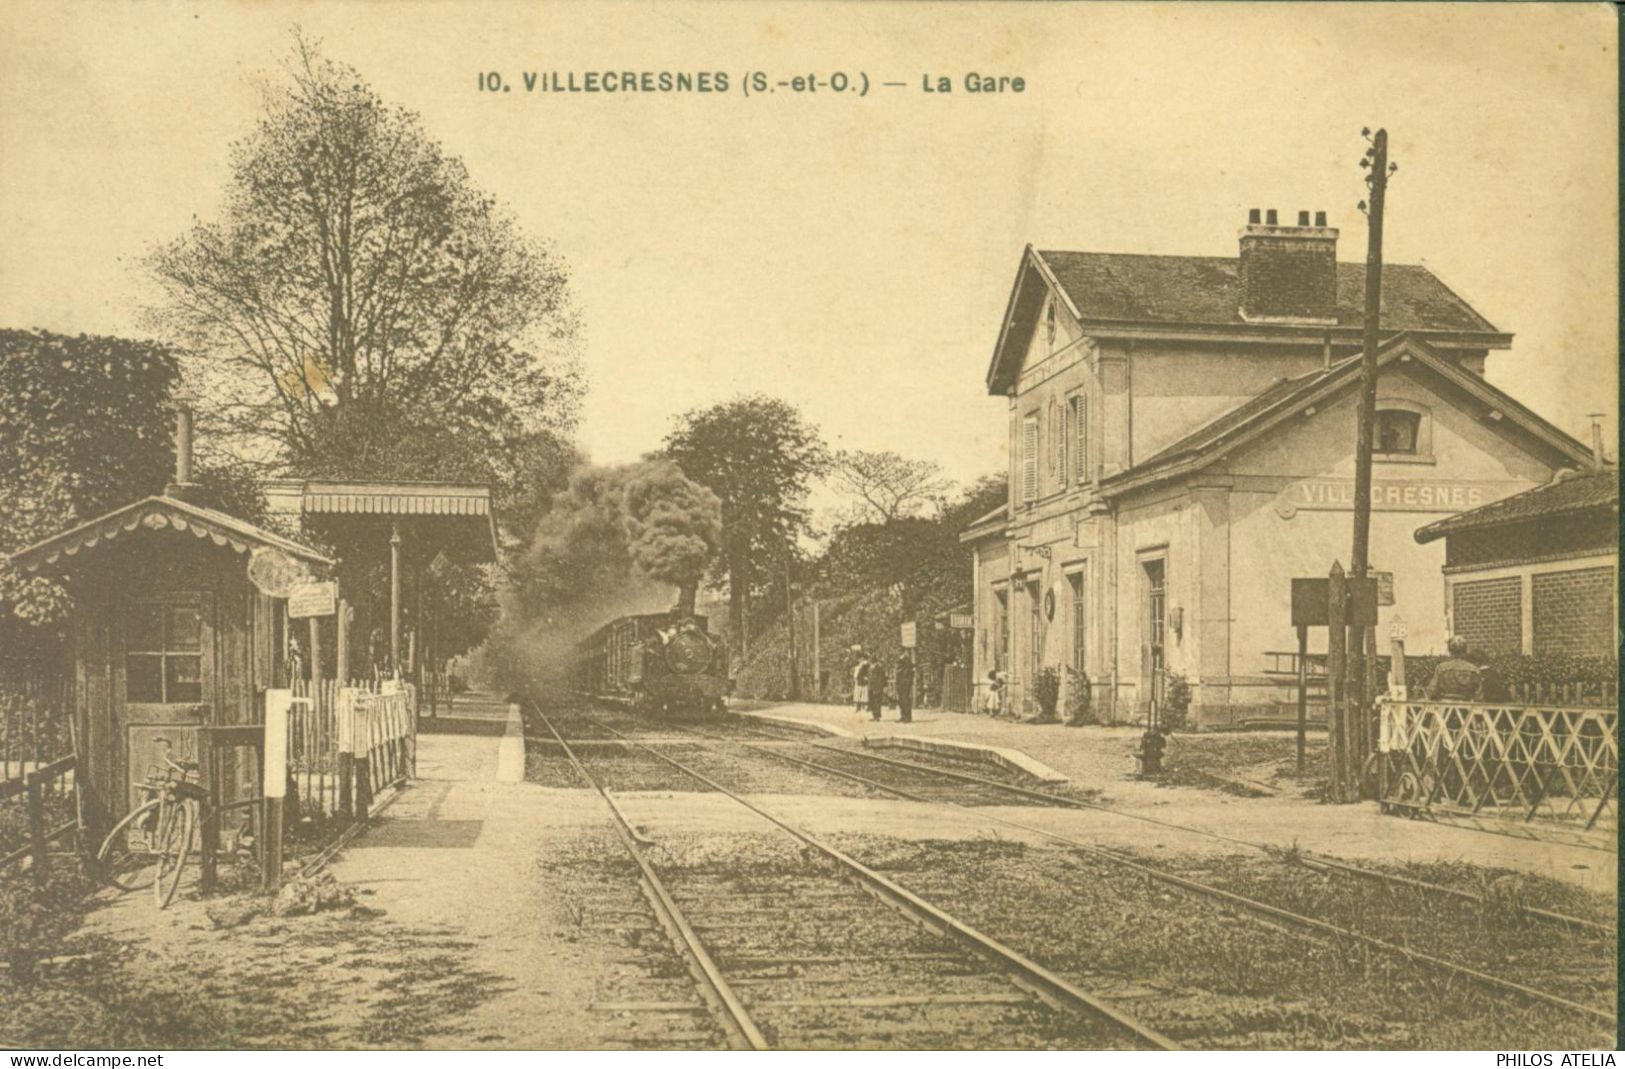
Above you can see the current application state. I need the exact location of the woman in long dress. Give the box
[851,647,869,711]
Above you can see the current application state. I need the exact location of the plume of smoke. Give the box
[621,459,722,615]
[491,458,721,685]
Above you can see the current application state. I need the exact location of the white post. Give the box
[264,689,291,800]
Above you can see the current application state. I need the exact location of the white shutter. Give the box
[1021,415,1039,502]
[1074,397,1088,483]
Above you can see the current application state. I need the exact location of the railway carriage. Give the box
[572,611,728,717]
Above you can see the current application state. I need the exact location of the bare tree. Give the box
[829,449,952,525]
[146,31,580,478]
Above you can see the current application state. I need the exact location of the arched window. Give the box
[1045,299,1057,351]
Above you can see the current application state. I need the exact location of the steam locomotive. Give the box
[571,612,729,717]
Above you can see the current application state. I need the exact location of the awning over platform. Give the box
[263,479,499,561]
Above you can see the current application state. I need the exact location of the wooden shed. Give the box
[7,494,333,826]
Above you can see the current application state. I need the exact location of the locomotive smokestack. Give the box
[676,582,698,619]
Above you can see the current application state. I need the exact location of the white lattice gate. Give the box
[1377,699,1617,831]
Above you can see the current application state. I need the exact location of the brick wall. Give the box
[1238,232,1337,320]
[1453,576,1522,655]
[1531,566,1617,658]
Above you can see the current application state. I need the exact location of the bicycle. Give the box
[95,737,211,908]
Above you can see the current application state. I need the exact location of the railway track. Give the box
[718,716,1615,937]
[530,700,1182,1050]
[657,718,1617,1032]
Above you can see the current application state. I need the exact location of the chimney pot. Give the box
[1248,208,1261,224]
[1314,210,1327,227]
[1238,207,1339,323]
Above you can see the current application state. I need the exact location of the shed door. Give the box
[119,594,216,812]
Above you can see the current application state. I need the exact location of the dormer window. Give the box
[1376,408,1422,456]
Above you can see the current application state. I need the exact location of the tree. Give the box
[146,30,581,499]
[664,395,829,658]
[146,31,582,659]
[0,330,262,637]
[829,449,952,524]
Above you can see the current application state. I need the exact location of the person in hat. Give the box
[894,650,916,723]
[866,657,888,722]
[1425,636,1483,700]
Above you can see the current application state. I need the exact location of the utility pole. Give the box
[1344,127,1396,801]
[784,544,800,701]
[1351,127,1392,578]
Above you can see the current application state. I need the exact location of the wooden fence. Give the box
[1506,680,1617,708]
[1,673,75,788]
[287,677,416,823]
[0,667,80,884]
[0,754,81,885]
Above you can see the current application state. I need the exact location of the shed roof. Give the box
[1413,467,1619,544]
[8,496,335,575]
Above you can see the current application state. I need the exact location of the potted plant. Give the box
[1065,667,1094,726]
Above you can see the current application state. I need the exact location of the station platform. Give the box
[730,701,1618,896]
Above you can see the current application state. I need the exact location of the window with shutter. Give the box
[1021,415,1039,502]
[1070,395,1088,484]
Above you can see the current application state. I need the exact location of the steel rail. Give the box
[706,729,1618,1029]
[530,703,769,1051]
[734,724,1614,939]
[588,719,1183,1051]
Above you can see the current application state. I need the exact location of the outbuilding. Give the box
[7,475,332,824]
[1413,465,1618,659]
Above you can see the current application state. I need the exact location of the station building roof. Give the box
[987,246,1513,394]
[1098,334,1594,499]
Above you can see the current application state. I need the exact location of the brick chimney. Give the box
[1238,208,1339,324]
[164,406,202,503]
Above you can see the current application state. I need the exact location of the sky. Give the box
[1,1,1617,502]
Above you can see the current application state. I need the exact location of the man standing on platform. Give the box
[866,658,887,721]
[894,651,915,723]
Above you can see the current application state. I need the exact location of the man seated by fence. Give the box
[1424,636,1483,701]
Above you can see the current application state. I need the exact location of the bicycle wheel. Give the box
[154,800,195,909]
[95,799,163,892]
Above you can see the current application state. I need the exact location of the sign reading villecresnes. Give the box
[1274,479,1524,519]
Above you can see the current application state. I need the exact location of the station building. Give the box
[962,210,1595,728]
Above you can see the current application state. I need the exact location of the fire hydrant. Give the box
[1136,730,1166,775]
